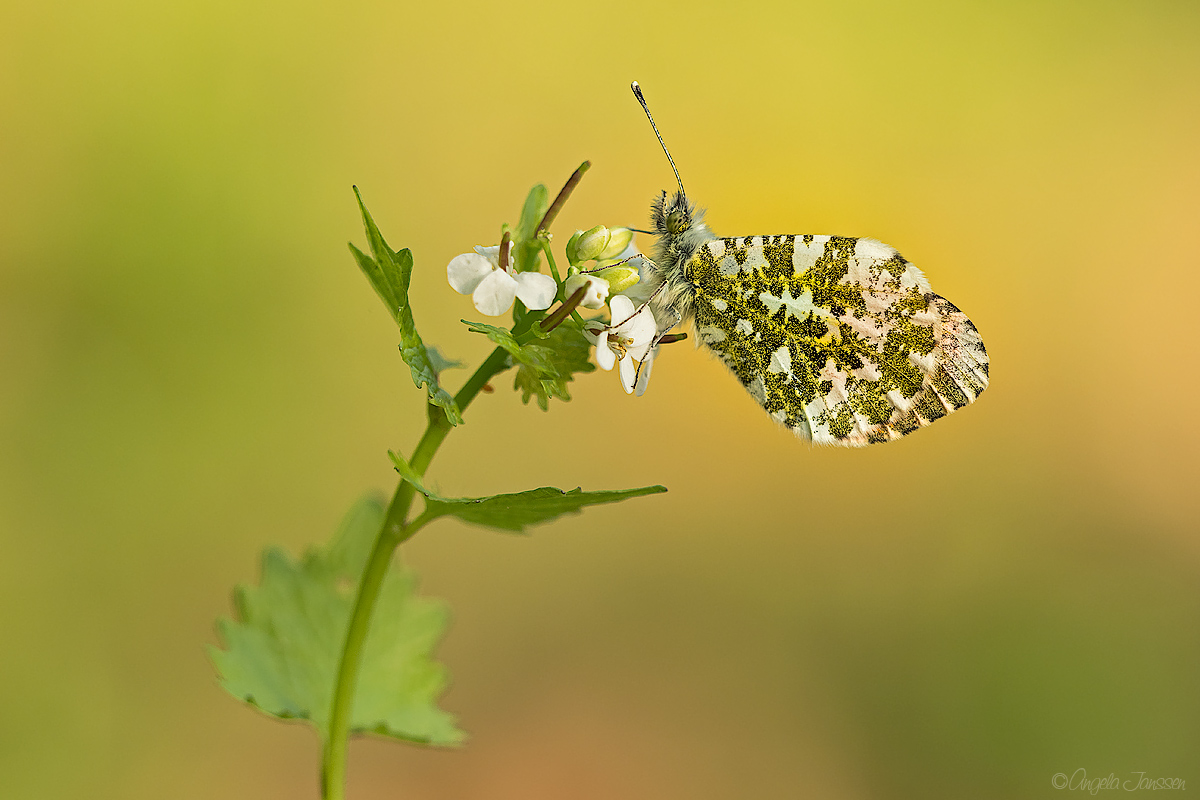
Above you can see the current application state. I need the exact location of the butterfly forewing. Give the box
[685,235,989,446]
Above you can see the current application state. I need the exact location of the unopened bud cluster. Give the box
[565,225,632,264]
[562,226,640,310]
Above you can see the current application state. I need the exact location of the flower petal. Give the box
[595,330,615,371]
[447,252,494,295]
[473,244,503,268]
[608,294,636,325]
[619,355,637,394]
[627,342,652,363]
[472,269,518,316]
[514,271,557,310]
[623,307,657,348]
[634,346,657,397]
[582,322,605,344]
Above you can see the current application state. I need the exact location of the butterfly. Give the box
[629,82,989,446]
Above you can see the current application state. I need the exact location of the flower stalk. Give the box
[321,163,597,800]
[321,344,510,800]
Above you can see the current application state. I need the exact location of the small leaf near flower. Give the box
[462,320,555,373]
[462,319,595,409]
[350,188,462,425]
[513,325,596,410]
[390,452,666,534]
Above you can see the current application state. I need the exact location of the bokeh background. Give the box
[2,0,1198,797]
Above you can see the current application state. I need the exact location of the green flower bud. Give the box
[597,227,634,260]
[572,225,610,262]
[565,230,583,264]
[593,264,641,293]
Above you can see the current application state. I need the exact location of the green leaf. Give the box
[210,495,465,746]
[511,184,548,274]
[462,319,553,372]
[463,319,594,410]
[513,324,596,410]
[350,188,462,425]
[390,451,667,534]
[424,346,465,378]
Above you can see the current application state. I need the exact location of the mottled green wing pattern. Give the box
[685,235,988,446]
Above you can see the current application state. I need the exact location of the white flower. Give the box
[563,271,610,309]
[447,242,557,316]
[584,295,657,394]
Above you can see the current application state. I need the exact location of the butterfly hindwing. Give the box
[685,235,988,446]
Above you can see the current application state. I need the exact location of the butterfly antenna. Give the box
[631,81,686,198]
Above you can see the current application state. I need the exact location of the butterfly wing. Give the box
[685,235,988,446]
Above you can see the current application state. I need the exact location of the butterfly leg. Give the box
[576,253,643,275]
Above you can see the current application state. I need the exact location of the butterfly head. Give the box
[649,189,711,273]
[652,190,693,236]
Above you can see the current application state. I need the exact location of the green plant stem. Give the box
[322,160,592,798]
[320,345,511,800]
[541,238,562,287]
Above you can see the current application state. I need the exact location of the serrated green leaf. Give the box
[351,188,462,425]
[512,184,548,274]
[513,324,596,410]
[462,319,554,372]
[210,495,465,746]
[463,320,594,410]
[390,451,667,534]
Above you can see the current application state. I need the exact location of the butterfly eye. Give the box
[666,209,687,234]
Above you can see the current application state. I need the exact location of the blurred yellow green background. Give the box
[2,0,1199,797]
